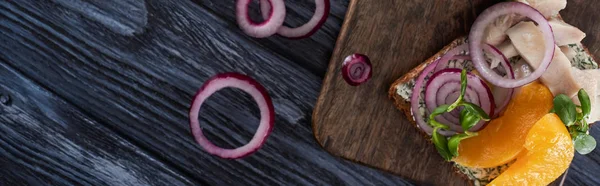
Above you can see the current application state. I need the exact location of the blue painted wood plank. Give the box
[0,62,195,185]
[0,0,413,185]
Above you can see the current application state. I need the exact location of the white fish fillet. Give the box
[572,68,600,123]
[549,19,586,46]
[560,45,577,61]
[483,15,522,46]
[506,22,546,67]
[517,0,567,18]
[507,21,581,97]
[513,58,533,79]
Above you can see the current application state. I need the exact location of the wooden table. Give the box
[0,0,598,185]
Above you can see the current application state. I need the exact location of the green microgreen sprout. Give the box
[551,89,596,155]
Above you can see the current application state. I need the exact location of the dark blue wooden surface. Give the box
[0,0,414,185]
[0,0,598,185]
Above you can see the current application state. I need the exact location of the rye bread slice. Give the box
[388,40,598,127]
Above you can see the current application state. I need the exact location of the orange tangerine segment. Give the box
[453,81,554,168]
[489,113,574,185]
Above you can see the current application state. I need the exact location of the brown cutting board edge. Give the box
[311,1,495,184]
[311,0,597,185]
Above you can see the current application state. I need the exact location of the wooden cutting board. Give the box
[312,0,600,185]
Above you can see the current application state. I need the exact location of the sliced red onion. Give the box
[411,45,479,136]
[433,43,515,118]
[429,44,475,130]
[469,2,554,88]
[430,82,479,124]
[434,82,481,125]
[483,44,515,117]
[189,73,274,159]
[260,0,330,39]
[445,91,461,117]
[342,53,372,86]
[236,0,286,38]
[450,55,471,61]
[434,44,469,72]
[444,92,479,121]
[411,61,456,136]
[436,83,481,110]
[424,69,495,132]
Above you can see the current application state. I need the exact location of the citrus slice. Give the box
[488,113,574,185]
[453,81,554,167]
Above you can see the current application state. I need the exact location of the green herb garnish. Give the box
[448,132,478,157]
[574,133,596,155]
[553,94,577,126]
[448,70,469,111]
[433,127,453,161]
[429,104,451,129]
[429,69,487,160]
[578,89,592,118]
[462,102,491,121]
[551,89,596,155]
[459,109,480,131]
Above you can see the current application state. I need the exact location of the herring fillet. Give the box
[549,19,586,46]
[506,21,581,97]
[572,68,600,123]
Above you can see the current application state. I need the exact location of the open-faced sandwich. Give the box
[389,0,598,185]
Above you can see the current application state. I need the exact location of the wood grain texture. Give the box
[1,0,598,185]
[0,0,413,185]
[187,0,348,77]
[0,62,194,185]
[313,0,600,185]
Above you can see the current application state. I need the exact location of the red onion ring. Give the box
[411,63,457,136]
[445,91,461,117]
[433,43,515,118]
[436,93,477,129]
[260,0,330,39]
[444,92,480,121]
[236,0,286,38]
[434,82,480,125]
[189,73,274,159]
[342,53,372,86]
[430,44,478,129]
[469,2,554,88]
[432,82,479,119]
[483,44,515,117]
[436,83,481,109]
[434,44,469,72]
[425,69,495,132]
[411,44,481,136]
[450,55,471,61]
